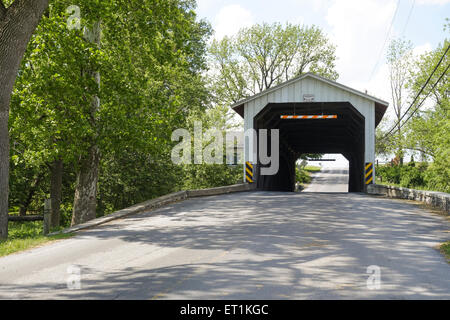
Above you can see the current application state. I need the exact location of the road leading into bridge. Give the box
[303,167,349,193]
[0,188,449,299]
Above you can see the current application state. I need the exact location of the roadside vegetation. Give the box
[0,221,72,257]
[376,28,449,194]
[440,242,450,263]
[295,163,322,190]
[304,166,322,173]
[0,1,340,245]
[376,157,448,193]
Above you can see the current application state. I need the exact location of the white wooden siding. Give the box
[243,75,377,169]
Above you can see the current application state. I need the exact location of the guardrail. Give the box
[7,215,43,222]
[187,183,254,198]
[367,184,450,214]
[49,183,256,236]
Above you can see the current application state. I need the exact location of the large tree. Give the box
[9,1,107,227]
[0,0,50,239]
[386,38,414,165]
[71,0,211,225]
[209,22,338,105]
[404,40,449,192]
[71,18,102,226]
[8,0,212,229]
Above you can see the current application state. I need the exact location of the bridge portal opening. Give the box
[253,102,365,192]
[300,154,349,193]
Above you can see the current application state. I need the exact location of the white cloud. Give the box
[195,0,214,18]
[289,0,334,12]
[325,0,437,111]
[348,42,432,102]
[213,4,254,40]
[416,0,450,5]
[294,0,333,12]
[349,63,391,105]
[347,41,434,120]
[312,0,334,12]
[286,14,305,26]
[413,42,433,56]
[326,0,397,85]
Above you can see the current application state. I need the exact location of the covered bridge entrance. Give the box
[231,73,388,193]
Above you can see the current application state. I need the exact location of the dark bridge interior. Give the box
[253,102,365,192]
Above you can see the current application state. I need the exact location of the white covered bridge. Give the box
[231,73,389,192]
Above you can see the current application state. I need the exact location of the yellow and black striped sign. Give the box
[365,162,374,185]
[245,161,254,183]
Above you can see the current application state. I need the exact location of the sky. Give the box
[196,0,448,108]
[195,0,449,166]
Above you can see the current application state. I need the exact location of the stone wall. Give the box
[367,184,450,214]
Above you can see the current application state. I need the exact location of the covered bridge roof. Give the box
[230,73,389,127]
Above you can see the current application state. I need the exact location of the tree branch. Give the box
[404,147,435,158]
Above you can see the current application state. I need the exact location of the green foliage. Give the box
[7,221,43,239]
[377,165,402,185]
[10,8,94,166]
[376,163,448,192]
[375,117,395,157]
[209,22,338,105]
[304,166,321,173]
[403,39,449,193]
[7,0,249,238]
[377,27,449,194]
[8,161,46,215]
[8,0,216,229]
[98,151,182,215]
[295,160,321,188]
[182,164,242,190]
[178,103,244,190]
[399,165,426,189]
[386,38,415,161]
[423,162,450,193]
[295,167,312,185]
[0,221,73,257]
[440,241,450,263]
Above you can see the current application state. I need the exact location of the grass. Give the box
[440,241,450,263]
[0,221,73,257]
[304,165,321,173]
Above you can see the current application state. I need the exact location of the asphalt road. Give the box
[0,171,449,299]
[303,167,349,192]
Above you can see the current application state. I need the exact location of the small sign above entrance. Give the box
[303,94,315,102]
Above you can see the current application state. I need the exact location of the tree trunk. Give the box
[397,125,403,166]
[71,145,100,226]
[50,158,63,228]
[0,0,50,240]
[71,21,101,226]
[18,207,26,216]
[19,171,44,216]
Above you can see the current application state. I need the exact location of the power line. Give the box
[396,44,449,121]
[400,63,449,126]
[380,60,449,142]
[401,0,415,36]
[369,0,401,81]
[379,44,450,141]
